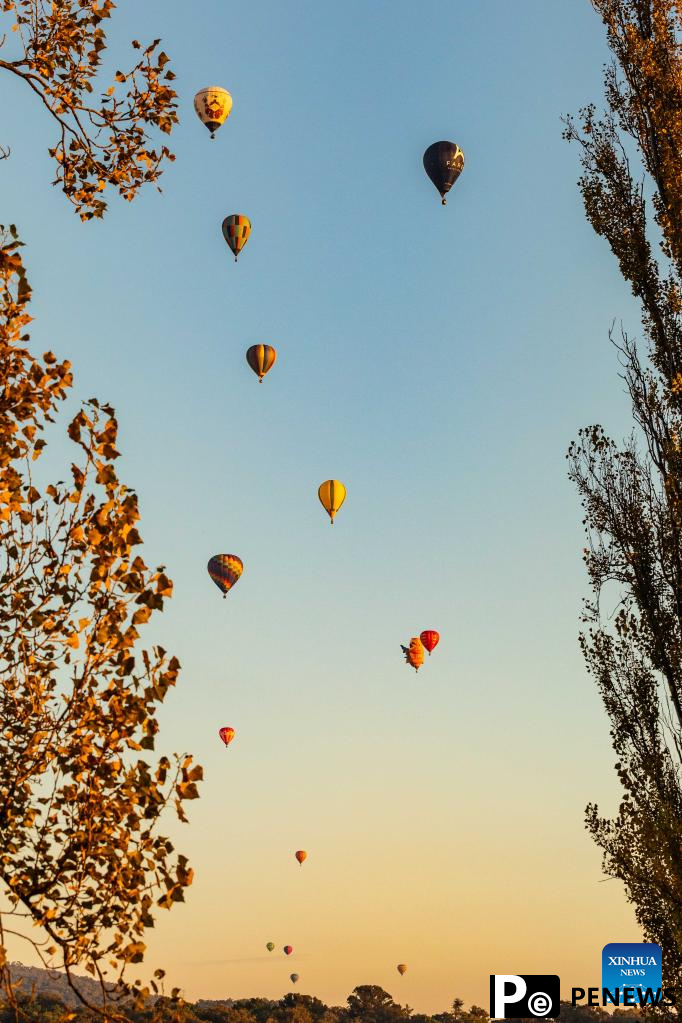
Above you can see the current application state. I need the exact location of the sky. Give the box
[0,0,652,1014]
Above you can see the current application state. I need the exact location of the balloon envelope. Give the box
[423,141,464,204]
[218,726,235,747]
[283,946,293,956]
[266,942,275,952]
[290,974,299,984]
[318,480,346,524]
[397,964,408,976]
[246,344,277,382]
[208,554,243,597]
[222,215,251,261]
[295,850,307,865]
[420,629,440,654]
[194,87,232,137]
[401,637,424,672]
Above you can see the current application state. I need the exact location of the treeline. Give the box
[0,985,646,1023]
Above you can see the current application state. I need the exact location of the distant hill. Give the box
[6,962,123,1009]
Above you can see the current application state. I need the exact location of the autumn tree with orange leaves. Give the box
[0,3,199,1021]
[565,0,682,995]
[0,0,177,218]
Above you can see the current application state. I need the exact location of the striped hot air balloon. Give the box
[207,554,243,597]
[246,344,277,382]
[318,480,346,524]
[222,215,251,261]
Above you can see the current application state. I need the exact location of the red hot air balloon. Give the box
[420,630,440,655]
[283,946,293,956]
[219,726,235,747]
[295,850,307,865]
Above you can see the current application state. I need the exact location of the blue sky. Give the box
[2,0,647,1011]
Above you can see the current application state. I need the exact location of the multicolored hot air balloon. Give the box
[295,850,307,865]
[207,554,243,597]
[194,87,233,138]
[283,946,293,956]
[266,942,275,952]
[423,141,465,205]
[219,726,235,747]
[401,637,424,672]
[318,480,346,524]
[290,974,299,985]
[420,630,440,655]
[397,964,408,976]
[222,215,251,262]
[246,344,277,382]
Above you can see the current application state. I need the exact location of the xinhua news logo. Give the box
[490,975,560,1019]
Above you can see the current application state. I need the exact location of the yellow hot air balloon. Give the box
[318,480,346,524]
[397,964,408,976]
[401,638,424,672]
[194,86,233,138]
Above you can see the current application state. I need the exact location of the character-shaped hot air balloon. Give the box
[401,637,424,672]
[397,964,408,976]
[219,726,235,747]
[266,942,275,952]
[222,215,251,261]
[194,87,233,138]
[318,480,346,524]
[420,630,440,655]
[246,344,277,382]
[207,554,243,597]
[423,141,465,205]
[295,850,307,865]
[283,945,293,956]
[290,974,299,985]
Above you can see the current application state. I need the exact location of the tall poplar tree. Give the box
[565,0,682,992]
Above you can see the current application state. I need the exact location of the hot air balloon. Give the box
[207,554,243,597]
[397,964,408,976]
[423,141,465,205]
[295,850,307,865]
[246,344,277,382]
[318,480,346,524]
[266,942,275,952]
[401,637,424,672]
[290,974,299,985]
[194,87,233,138]
[218,726,235,747]
[222,215,251,262]
[283,946,293,956]
[420,630,440,655]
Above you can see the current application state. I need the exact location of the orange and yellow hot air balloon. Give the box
[420,630,440,655]
[207,554,243,597]
[222,215,251,262]
[295,850,307,865]
[246,344,277,382]
[219,726,235,747]
[194,87,233,138]
[401,637,424,672]
[318,480,346,524]
[397,964,408,976]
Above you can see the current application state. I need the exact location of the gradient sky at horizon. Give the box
[1,0,651,1013]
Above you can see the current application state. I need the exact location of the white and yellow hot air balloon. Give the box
[318,480,346,524]
[194,86,233,138]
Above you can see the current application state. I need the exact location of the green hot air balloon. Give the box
[266,942,275,952]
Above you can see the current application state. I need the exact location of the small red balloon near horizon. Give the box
[295,850,307,865]
[420,630,440,655]
[284,945,293,956]
[218,726,235,747]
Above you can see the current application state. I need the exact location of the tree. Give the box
[0,228,200,1017]
[345,986,409,1023]
[0,0,177,219]
[564,0,682,995]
